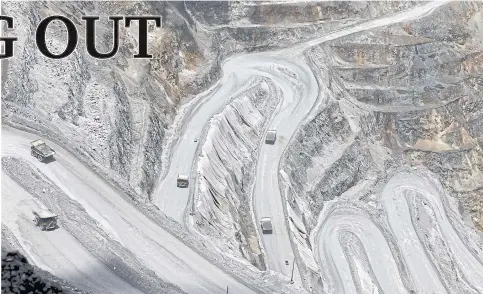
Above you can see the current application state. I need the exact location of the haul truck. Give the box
[260,217,273,234]
[30,139,55,162]
[177,174,189,188]
[32,210,58,231]
[265,130,277,144]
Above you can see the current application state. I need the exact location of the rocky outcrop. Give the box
[1,250,85,294]
[282,1,483,289]
[2,1,425,201]
[193,79,279,270]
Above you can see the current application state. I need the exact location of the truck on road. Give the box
[30,139,55,162]
[260,217,273,234]
[265,130,277,144]
[32,210,58,231]
[177,174,189,188]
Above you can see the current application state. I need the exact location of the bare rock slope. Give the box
[3,1,483,293]
[2,0,420,200]
[282,1,483,292]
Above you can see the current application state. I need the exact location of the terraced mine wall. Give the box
[2,1,423,201]
[281,2,483,292]
[192,79,280,270]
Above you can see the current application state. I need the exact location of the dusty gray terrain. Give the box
[2,1,483,294]
[1,233,88,294]
[192,78,279,269]
[2,1,421,199]
[2,157,184,294]
[281,1,483,292]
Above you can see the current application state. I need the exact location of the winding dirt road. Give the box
[2,126,253,294]
[153,0,452,284]
[2,1,465,293]
[153,54,315,281]
[2,173,142,294]
[316,206,408,294]
[315,171,483,294]
[382,172,483,293]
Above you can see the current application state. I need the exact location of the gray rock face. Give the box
[185,1,420,26]
[2,1,416,201]
[3,1,483,293]
[281,1,483,290]
[2,2,173,199]
[193,79,279,270]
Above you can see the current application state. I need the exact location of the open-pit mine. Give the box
[2,1,483,294]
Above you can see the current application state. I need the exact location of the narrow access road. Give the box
[316,172,483,294]
[252,60,317,279]
[153,0,451,282]
[2,126,254,294]
[382,172,483,293]
[2,173,141,294]
[298,0,449,52]
[315,206,408,294]
[153,75,238,222]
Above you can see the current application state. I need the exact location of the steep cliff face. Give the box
[2,1,201,198]
[179,1,430,272]
[282,1,483,285]
[5,3,482,290]
[1,1,418,201]
[185,1,420,27]
[193,79,279,270]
